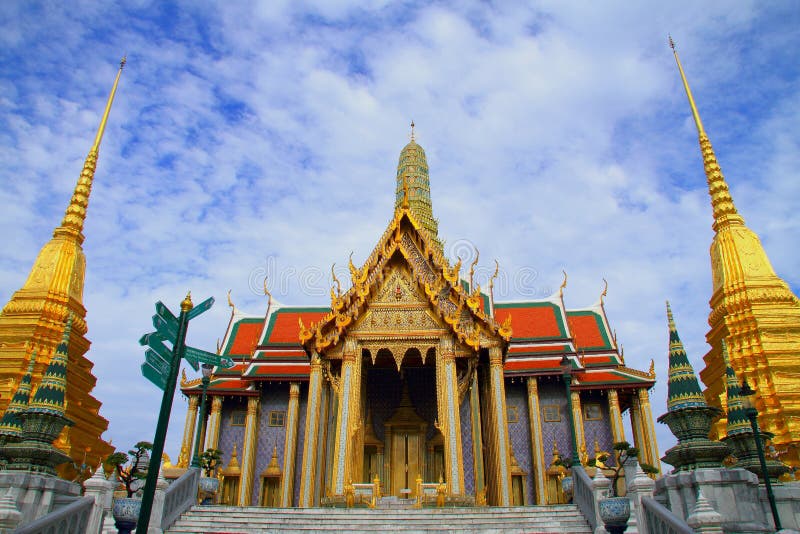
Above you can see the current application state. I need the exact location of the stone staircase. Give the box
[167,504,592,533]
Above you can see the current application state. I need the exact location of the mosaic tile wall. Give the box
[537,378,572,466]
[460,393,474,494]
[581,390,614,465]
[505,380,534,504]
[250,383,290,505]
[218,396,248,469]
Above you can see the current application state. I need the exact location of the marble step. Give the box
[167,505,592,533]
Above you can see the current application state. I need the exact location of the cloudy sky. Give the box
[0,1,798,469]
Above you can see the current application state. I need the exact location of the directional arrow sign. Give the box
[145,349,170,376]
[152,314,177,340]
[186,296,215,321]
[139,332,174,362]
[141,362,168,390]
[155,301,177,325]
[184,345,235,369]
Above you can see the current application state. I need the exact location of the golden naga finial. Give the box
[488,259,499,289]
[298,317,312,344]
[227,289,235,314]
[600,278,608,305]
[648,358,656,378]
[469,249,480,290]
[181,291,193,312]
[558,270,568,298]
[331,263,342,297]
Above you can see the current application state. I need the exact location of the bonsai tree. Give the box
[199,448,222,477]
[590,441,658,496]
[105,441,153,498]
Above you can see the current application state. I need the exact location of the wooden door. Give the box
[390,431,422,497]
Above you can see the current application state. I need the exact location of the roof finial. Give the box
[600,278,608,305]
[410,120,415,142]
[56,57,126,243]
[558,270,568,298]
[669,35,743,232]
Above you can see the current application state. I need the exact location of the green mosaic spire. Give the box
[28,317,71,417]
[723,340,750,436]
[666,301,707,411]
[0,350,37,440]
[394,126,441,248]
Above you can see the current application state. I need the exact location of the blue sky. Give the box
[0,1,798,468]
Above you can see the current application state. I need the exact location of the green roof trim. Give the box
[223,317,264,355]
[566,310,612,349]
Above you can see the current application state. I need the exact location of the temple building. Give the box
[178,128,659,507]
[671,41,800,466]
[0,59,126,475]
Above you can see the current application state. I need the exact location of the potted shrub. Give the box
[594,441,658,534]
[198,448,222,504]
[105,441,152,534]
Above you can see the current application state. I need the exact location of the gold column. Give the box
[607,389,625,444]
[178,396,199,467]
[487,345,512,506]
[436,337,465,495]
[299,356,323,507]
[469,368,485,500]
[204,396,223,451]
[570,391,585,462]
[526,377,546,504]
[237,395,260,506]
[280,382,301,507]
[636,388,660,473]
[331,338,361,494]
[630,391,646,464]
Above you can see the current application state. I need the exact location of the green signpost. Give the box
[135,293,233,533]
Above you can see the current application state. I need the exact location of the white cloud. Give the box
[0,1,797,470]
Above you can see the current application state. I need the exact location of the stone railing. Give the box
[573,466,599,532]
[641,496,693,534]
[160,467,200,530]
[13,495,94,534]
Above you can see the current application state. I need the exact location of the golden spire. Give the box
[669,37,743,232]
[410,120,415,142]
[56,56,126,244]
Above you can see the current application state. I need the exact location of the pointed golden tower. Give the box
[671,38,800,465]
[0,57,126,474]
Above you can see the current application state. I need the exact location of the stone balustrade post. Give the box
[591,468,611,534]
[625,461,655,534]
[147,468,169,534]
[83,467,115,534]
[0,488,21,534]
[686,491,724,534]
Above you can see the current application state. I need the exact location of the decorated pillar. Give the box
[204,396,223,451]
[629,392,646,464]
[436,336,464,495]
[569,390,586,462]
[526,377,546,504]
[469,368,485,500]
[607,389,625,444]
[280,382,301,507]
[635,388,660,472]
[331,338,361,495]
[299,356,323,507]
[237,395,260,506]
[178,396,199,467]
[487,345,512,506]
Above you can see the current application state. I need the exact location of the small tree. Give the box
[105,441,153,498]
[199,448,222,477]
[591,441,658,497]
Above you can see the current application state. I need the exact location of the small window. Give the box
[543,405,561,422]
[584,404,602,421]
[507,405,519,424]
[269,411,286,427]
[230,411,246,427]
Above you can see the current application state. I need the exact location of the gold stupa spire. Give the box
[0,57,126,475]
[669,37,743,232]
[57,56,126,244]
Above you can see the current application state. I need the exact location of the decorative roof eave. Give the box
[301,208,510,355]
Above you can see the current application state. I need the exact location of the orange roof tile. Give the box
[494,302,566,341]
[567,312,612,350]
[263,308,329,346]
[225,319,263,356]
